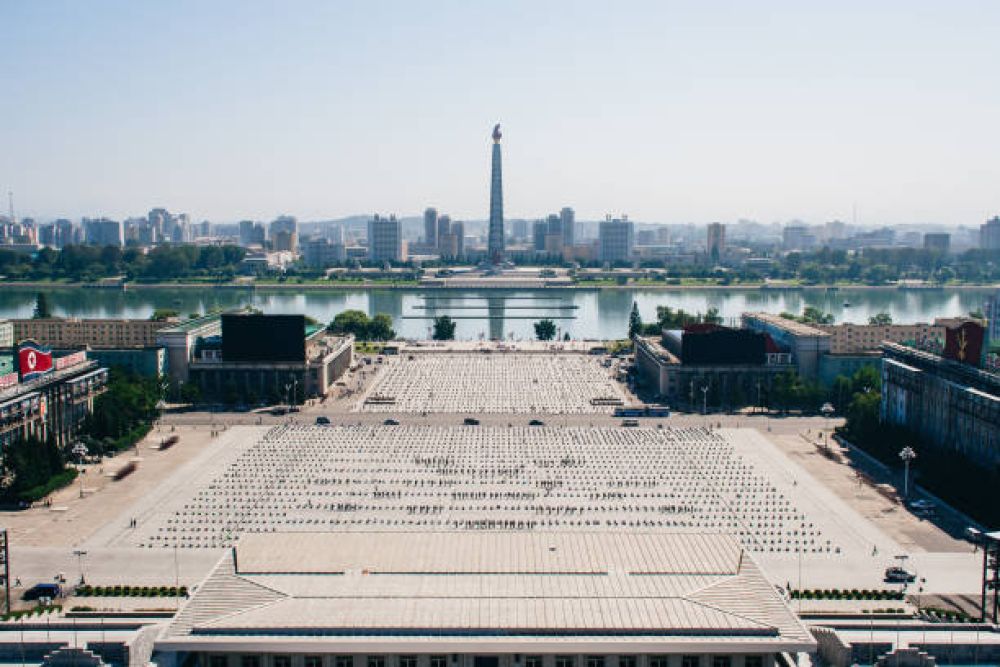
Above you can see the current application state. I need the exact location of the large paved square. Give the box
[358,353,627,413]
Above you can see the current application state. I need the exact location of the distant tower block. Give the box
[487,123,505,264]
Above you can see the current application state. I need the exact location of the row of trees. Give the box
[0,244,247,282]
[80,369,164,455]
[328,310,396,341]
[628,302,724,338]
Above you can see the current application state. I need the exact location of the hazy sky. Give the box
[3,1,999,225]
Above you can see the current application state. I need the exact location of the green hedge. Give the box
[18,468,79,504]
[790,588,904,601]
[75,584,188,598]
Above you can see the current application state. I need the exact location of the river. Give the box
[1,285,994,341]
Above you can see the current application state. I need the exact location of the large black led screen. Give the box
[222,314,306,362]
[681,329,766,365]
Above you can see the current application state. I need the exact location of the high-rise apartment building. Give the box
[54,219,76,247]
[487,123,505,264]
[424,208,438,247]
[303,237,347,268]
[533,220,547,252]
[237,221,266,247]
[83,218,123,247]
[269,216,298,252]
[437,214,452,254]
[439,220,465,259]
[923,233,951,253]
[707,222,726,261]
[511,219,529,241]
[451,221,465,258]
[560,207,575,247]
[981,216,1000,250]
[367,214,403,262]
[782,224,815,250]
[598,215,634,263]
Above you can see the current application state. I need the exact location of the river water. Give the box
[1,285,994,341]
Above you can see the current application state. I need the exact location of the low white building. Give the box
[153,532,814,667]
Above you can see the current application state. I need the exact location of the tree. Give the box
[628,302,642,339]
[703,307,723,325]
[534,319,557,341]
[432,315,457,340]
[868,312,893,326]
[844,390,881,442]
[328,310,395,341]
[367,313,396,341]
[32,292,52,319]
[151,308,180,321]
[800,306,834,325]
[328,310,372,338]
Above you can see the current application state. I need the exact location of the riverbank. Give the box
[2,280,996,291]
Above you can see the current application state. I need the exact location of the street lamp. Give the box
[73,549,87,585]
[701,384,709,416]
[821,402,835,452]
[899,446,917,499]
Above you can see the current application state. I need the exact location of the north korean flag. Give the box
[18,341,54,381]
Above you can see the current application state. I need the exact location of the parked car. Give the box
[529,419,545,426]
[621,419,640,427]
[22,583,62,601]
[463,417,480,426]
[315,416,331,425]
[884,567,916,583]
[383,418,400,426]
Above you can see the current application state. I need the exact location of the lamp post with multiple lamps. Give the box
[899,446,917,499]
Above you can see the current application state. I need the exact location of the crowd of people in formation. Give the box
[359,354,626,414]
[139,424,836,556]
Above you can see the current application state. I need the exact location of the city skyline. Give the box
[3,1,999,225]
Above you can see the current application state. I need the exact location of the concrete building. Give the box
[156,314,224,386]
[881,341,1000,469]
[0,350,108,448]
[368,215,404,262]
[741,313,830,379]
[303,237,347,269]
[634,329,793,408]
[986,290,1000,348]
[153,531,814,667]
[598,216,634,264]
[980,216,1000,250]
[0,320,13,348]
[706,223,726,262]
[85,346,167,378]
[423,207,438,247]
[11,318,171,349]
[187,314,353,403]
[83,218,123,247]
[813,322,946,355]
[923,232,950,253]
